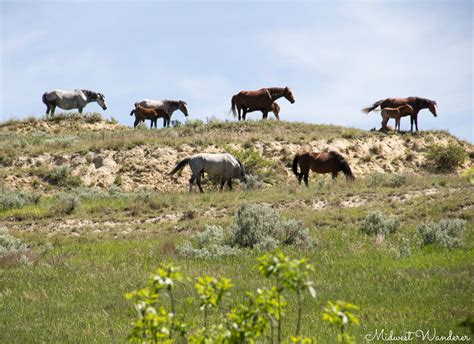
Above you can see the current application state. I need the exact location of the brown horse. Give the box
[292,151,355,186]
[380,104,414,132]
[231,87,295,121]
[362,97,437,132]
[130,105,170,128]
[245,102,281,120]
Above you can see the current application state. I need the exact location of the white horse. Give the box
[135,99,189,127]
[168,153,247,193]
[42,89,107,116]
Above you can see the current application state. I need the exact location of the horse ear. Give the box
[285,86,289,91]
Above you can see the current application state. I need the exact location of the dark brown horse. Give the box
[292,151,355,186]
[245,102,281,120]
[231,87,295,121]
[130,105,170,128]
[362,97,437,132]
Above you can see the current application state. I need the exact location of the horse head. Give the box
[96,93,108,110]
[178,100,189,116]
[428,100,437,117]
[284,87,295,104]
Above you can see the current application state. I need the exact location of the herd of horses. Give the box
[40,88,438,192]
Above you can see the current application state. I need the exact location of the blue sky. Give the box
[1,0,472,141]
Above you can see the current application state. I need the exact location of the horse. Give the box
[42,89,107,116]
[362,97,437,132]
[231,87,295,121]
[168,153,247,193]
[244,102,281,120]
[135,99,189,127]
[292,151,355,186]
[380,104,414,132]
[130,105,170,128]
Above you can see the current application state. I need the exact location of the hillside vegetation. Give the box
[0,113,473,343]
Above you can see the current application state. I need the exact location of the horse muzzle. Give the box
[102,106,108,110]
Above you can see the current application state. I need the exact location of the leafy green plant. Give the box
[0,189,41,211]
[322,301,360,343]
[39,166,82,187]
[126,252,355,343]
[425,144,467,173]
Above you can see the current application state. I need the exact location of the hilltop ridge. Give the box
[1,113,472,192]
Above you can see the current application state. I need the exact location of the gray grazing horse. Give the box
[168,153,247,193]
[42,89,107,116]
[135,99,189,127]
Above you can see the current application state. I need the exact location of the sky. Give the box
[1,0,473,141]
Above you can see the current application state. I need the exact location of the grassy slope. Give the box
[1,115,473,342]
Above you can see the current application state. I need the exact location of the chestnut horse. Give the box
[292,151,355,186]
[231,87,295,121]
[245,102,281,120]
[362,97,437,132]
[130,105,170,128]
[381,104,414,132]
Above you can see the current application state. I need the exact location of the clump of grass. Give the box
[0,188,41,211]
[425,144,467,173]
[49,193,80,215]
[0,227,27,257]
[418,219,466,248]
[85,112,103,124]
[361,211,399,236]
[38,166,82,187]
[244,174,264,190]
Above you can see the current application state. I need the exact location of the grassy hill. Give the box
[1,113,473,342]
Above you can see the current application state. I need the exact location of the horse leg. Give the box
[78,107,83,114]
[134,118,139,128]
[189,175,196,192]
[298,174,303,185]
[262,111,268,120]
[332,172,338,179]
[51,106,56,116]
[219,178,226,192]
[242,108,247,121]
[228,178,233,190]
[196,177,204,193]
[303,173,309,187]
[237,106,242,121]
[414,114,419,132]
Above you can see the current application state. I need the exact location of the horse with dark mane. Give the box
[292,151,355,186]
[130,105,170,128]
[244,102,281,120]
[231,87,295,121]
[362,97,437,132]
[42,89,107,116]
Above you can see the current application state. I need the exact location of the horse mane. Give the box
[78,89,98,100]
[265,87,287,100]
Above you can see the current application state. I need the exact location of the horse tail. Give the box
[42,92,48,105]
[330,151,355,180]
[168,158,190,176]
[230,95,237,117]
[130,109,135,116]
[236,158,246,175]
[292,154,300,178]
[361,99,384,114]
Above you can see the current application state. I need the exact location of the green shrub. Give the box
[368,173,407,188]
[230,203,313,250]
[49,193,80,215]
[0,227,27,257]
[224,146,272,176]
[177,225,239,258]
[243,174,264,190]
[425,144,467,173]
[39,166,82,187]
[0,189,41,211]
[361,211,399,236]
[418,219,466,248]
